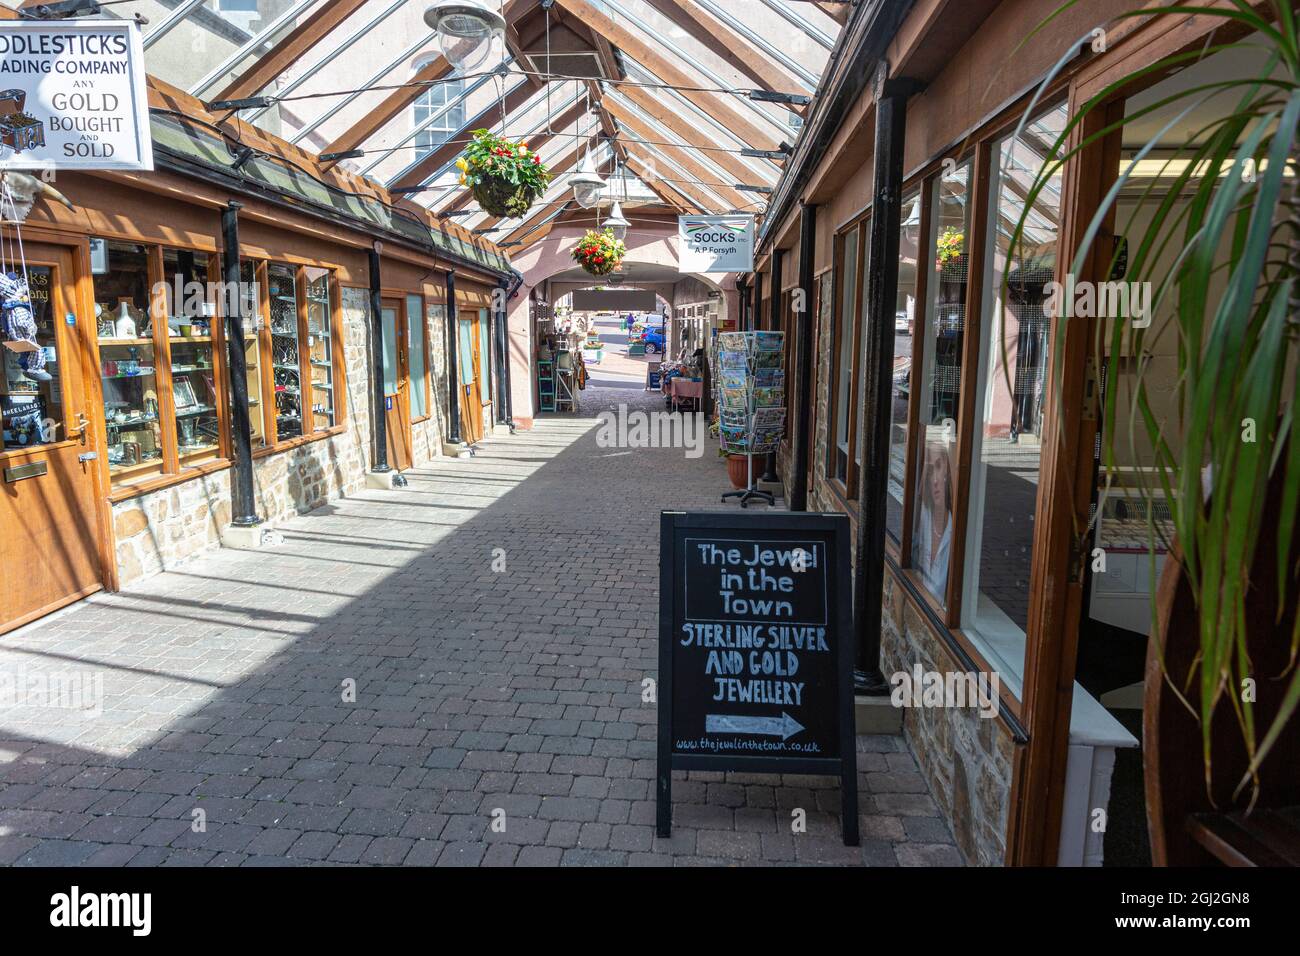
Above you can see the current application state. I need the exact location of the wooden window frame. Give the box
[248,257,348,458]
[96,241,229,494]
[827,217,870,497]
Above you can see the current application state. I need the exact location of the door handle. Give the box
[68,412,91,440]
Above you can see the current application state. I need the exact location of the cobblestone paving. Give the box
[0,318,960,867]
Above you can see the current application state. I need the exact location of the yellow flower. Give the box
[458,172,467,185]
[455,157,469,172]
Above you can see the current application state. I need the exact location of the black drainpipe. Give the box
[221,201,260,528]
[854,76,916,694]
[789,203,817,512]
[368,245,397,483]
[445,270,462,445]
[494,279,512,429]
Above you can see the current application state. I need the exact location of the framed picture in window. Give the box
[173,378,198,411]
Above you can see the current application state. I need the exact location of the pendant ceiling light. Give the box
[604,201,629,241]
[570,148,607,209]
[424,2,506,73]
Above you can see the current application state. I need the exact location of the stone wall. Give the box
[111,285,388,586]
[879,570,1015,867]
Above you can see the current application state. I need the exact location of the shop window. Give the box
[887,190,922,539]
[162,248,220,463]
[304,267,335,431]
[1,265,62,451]
[268,263,302,440]
[407,294,428,420]
[94,242,163,483]
[911,163,973,604]
[830,226,859,487]
[961,102,1067,692]
[239,260,267,448]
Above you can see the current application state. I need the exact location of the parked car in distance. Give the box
[642,327,665,353]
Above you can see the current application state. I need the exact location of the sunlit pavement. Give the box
[0,321,959,866]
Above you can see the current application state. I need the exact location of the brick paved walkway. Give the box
[0,318,960,867]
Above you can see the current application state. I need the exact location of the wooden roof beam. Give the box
[603,99,752,210]
[625,152,711,212]
[212,0,369,103]
[644,0,806,114]
[553,0,780,152]
[322,0,535,161]
[615,85,777,184]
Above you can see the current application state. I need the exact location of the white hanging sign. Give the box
[0,19,153,171]
[678,215,754,273]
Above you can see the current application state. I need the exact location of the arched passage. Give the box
[504,218,738,425]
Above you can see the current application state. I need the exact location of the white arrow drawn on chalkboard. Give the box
[705,712,805,740]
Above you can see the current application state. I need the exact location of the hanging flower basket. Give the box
[458,129,550,219]
[571,228,626,277]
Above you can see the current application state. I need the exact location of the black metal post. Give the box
[494,281,512,428]
[789,204,817,512]
[445,270,462,445]
[736,277,748,331]
[368,246,391,475]
[854,79,913,695]
[222,202,260,528]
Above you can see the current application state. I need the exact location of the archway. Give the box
[504,218,737,426]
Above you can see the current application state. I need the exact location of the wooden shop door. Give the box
[457,311,484,444]
[0,240,104,634]
[380,299,412,472]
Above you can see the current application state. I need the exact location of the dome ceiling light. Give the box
[424,2,506,73]
[604,201,629,241]
[570,148,607,208]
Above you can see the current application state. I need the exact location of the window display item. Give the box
[113,301,136,339]
[0,269,48,381]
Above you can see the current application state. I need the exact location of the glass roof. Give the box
[103,0,845,253]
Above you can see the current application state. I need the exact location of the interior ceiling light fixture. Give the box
[604,201,630,241]
[570,149,608,209]
[424,2,506,74]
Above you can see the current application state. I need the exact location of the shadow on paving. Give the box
[0,401,959,867]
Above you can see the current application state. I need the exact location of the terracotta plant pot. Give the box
[726,453,752,490]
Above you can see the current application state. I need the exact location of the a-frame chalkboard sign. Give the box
[657,511,859,846]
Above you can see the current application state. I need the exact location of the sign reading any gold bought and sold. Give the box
[677,214,755,273]
[657,511,859,845]
[0,19,152,170]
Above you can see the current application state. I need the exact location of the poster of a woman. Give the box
[912,442,953,600]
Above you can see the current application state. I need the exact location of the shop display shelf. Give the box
[106,415,158,428]
[102,369,157,380]
[97,337,154,346]
[176,405,217,418]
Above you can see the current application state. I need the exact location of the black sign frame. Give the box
[657,510,859,846]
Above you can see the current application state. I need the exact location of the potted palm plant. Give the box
[458,129,550,218]
[1012,1,1300,863]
